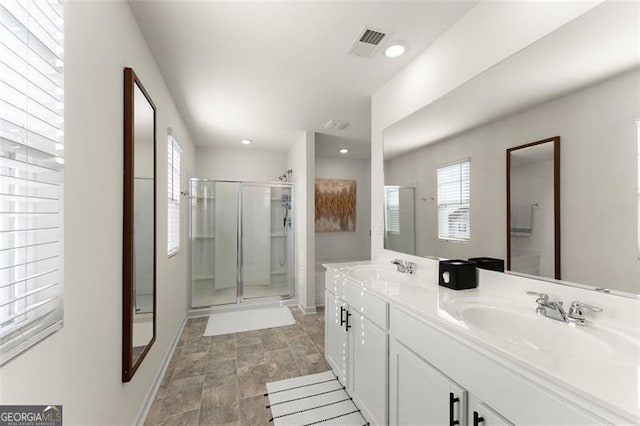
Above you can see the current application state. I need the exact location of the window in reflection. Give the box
[384,187,400,234]
[437,159,471,241]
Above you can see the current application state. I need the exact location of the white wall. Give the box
[195,146,287,182]
[287,132,315,312]
[0,1,196,424]
[315,157,371,261]
[384,70,638,293]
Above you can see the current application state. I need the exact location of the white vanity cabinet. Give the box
[468,397,514,426]
[325,290,348,384]
[390,306,606,425]
[389,339,467,425]
[324,269,388,425]
[390,338,515,426]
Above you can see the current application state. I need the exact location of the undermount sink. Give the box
[445,298,637,362]
[347,265,411,283]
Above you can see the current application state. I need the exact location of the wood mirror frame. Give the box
[506,136,560,280]
[123,67,157,382]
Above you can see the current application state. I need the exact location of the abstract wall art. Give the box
[315,179,356,232]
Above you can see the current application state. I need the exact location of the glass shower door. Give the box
[241,183,294,300]
[190,180,239,307]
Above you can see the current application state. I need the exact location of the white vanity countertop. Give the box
[323,260,640,424]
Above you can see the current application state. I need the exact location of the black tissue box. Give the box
[439,260,477,290]
[468,257,504,272]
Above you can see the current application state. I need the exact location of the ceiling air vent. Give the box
[324,120,350,131]
[348,26,390,58]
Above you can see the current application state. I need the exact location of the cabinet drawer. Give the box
[344,279,388,330]
[324,270,346,299]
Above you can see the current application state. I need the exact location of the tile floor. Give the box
[144,306,329,426]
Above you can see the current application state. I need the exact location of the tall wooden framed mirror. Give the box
[123,67,156,382]
[506,136,560,280]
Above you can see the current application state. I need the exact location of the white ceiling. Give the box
[383,1,640,159]
[315,133,370,160]
[128,0,477,151]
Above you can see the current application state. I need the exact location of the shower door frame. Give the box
[188,178,296,309]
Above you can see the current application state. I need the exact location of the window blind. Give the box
[167,132,181,256]
[0,0,64,366]
[384,186,400,234]
[437,160,470,241]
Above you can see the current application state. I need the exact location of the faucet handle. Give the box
[568,301,602,324]
[526,291,548,301]
[569,301,603,313]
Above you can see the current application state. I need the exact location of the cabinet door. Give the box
[390,339,467,426]
[470,402,513,426]
[325,290,349,385]
[350,310,387,425]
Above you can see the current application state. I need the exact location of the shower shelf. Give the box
[271,233,284,237]
[271,270,286,275]
[192,275,214,281]
[193,234,215,239]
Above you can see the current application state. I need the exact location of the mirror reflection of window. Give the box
[437,160,470,241]
[384,187,400,235]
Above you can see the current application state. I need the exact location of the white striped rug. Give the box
[265,371,369,425]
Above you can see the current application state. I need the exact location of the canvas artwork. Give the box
[315,179,356,232]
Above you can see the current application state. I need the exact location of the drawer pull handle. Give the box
[473,411,484,426]
[345,310,352,331]
[449,393,459,426]
[340,306,346,327]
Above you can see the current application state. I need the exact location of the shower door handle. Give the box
[340,306,346,327]
[345,310,352,331]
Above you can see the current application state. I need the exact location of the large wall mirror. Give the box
[123,67,156,382]
[383,2,639,296]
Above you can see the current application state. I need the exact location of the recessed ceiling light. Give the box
[384,42,406,58]
[241,139,252,145]
[340,148,349,154]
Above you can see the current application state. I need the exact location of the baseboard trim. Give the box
[298,304,317,314]
[135,314,187,426]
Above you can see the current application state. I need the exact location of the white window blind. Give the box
[384,186,400,234]
[0,0,64,366]
[167,132,181,256]
[437,159,470,241]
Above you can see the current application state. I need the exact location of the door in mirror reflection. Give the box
[384,186,416,255]
[507,138,560,280]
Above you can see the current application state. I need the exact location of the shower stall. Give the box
[189,179,295,308]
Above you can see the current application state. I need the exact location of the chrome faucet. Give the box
[391,259,417,274]
[526,291,602,326]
